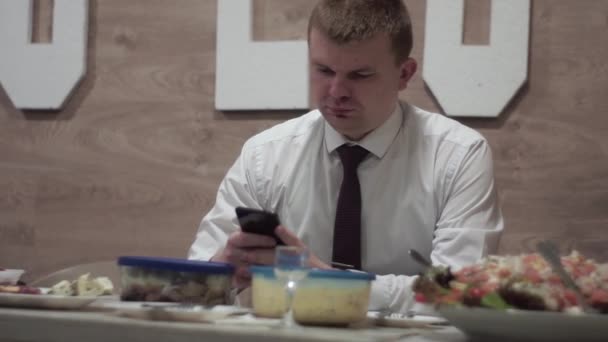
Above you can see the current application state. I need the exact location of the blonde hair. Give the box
[308,0,413,64]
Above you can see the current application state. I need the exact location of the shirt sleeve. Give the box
[432,138,504,268]
[369,275,439,315]
[369,139,504,314]
[187,144,263,261]
[368,274,416,312]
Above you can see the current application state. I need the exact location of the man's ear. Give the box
[398,58,418,91]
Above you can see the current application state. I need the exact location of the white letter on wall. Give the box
[215,0,309,110]
[423,0,530,117]
[0,0,88,110]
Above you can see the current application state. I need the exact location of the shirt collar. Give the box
[324,102,404,159]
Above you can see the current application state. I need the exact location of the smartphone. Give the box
[235,207,284,245]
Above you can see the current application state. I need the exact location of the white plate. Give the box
[0,292,97,310]
[439,306,608,341]
[366,311,447,328]
[108,302,251,323]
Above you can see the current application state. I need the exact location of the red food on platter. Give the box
[413,251,608,314]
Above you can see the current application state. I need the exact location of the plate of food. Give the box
[413,251,608,341]
[0,291,98,310]
[110,302,251,323]
[0,273,114,310]
[366,311,448,329]
[438,305,607,341]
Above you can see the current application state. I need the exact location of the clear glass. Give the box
[274,246,310,328]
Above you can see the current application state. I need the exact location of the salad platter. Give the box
[439,305,608,341]
[413,251,608,341]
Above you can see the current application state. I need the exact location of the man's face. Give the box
[309,28,417,141]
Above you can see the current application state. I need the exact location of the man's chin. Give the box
[324,119,367,141]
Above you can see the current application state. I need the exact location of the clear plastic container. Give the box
[117,256,234,305]
[250,266,375,325]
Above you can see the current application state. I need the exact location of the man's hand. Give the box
[275,226,332,270]
[212,225,332,289]
[210,231,277,289]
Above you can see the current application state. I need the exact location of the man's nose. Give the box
[328,77,350,100]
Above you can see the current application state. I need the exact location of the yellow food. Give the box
[251,276,371,325]
[49,280,73,296]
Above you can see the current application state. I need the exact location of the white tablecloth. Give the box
[0,305,468,342]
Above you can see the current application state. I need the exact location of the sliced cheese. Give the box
[49,280,74,296]
[50,273,115,297]
[74,273,104,296]
[93,276,114,295]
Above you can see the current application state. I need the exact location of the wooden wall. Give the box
[1,0,607,281]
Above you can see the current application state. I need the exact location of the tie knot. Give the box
[337,144,369,170]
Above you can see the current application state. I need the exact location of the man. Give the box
[189,0,503,313]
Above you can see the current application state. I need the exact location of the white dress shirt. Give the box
[188,102,504,313]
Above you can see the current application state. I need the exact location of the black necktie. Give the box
[332,144,369,270]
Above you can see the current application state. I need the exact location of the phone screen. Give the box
[235,207,284,245]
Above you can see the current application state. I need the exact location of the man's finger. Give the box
[235,265,251,278]
[233,266,252,289]
[228,231,277,248]
[223,247,250,265]
[245,248,275,265]
[275,225,303,247]
[275,225,332,270]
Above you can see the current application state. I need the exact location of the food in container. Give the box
[250,266,375,325]
[117,256,234,305]
[413,251,608,313]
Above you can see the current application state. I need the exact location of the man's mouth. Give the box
[327,107,354,116]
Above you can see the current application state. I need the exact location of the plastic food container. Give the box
[250,266,375,325]
[117,256,234,305]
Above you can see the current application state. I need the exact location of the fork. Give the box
[408,249,432,270]
[535,240,598,314]
[141,302,208,311]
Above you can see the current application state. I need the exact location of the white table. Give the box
[0,307,468,342]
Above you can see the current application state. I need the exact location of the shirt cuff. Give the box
[367,274,423,314]
[368,275,391,311]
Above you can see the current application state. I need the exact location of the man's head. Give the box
[308,0,413,65]
[308,0,417,141]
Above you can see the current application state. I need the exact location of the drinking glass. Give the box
[274,245,310,328]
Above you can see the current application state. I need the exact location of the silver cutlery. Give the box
[408,249,432,269]
[536,240,598,314]
[331,261,355,269]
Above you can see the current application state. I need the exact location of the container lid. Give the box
[117,256,234,274]
[250,266,375,280]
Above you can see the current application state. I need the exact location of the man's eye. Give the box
[350,73,372,80]
[317,67,334,76]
